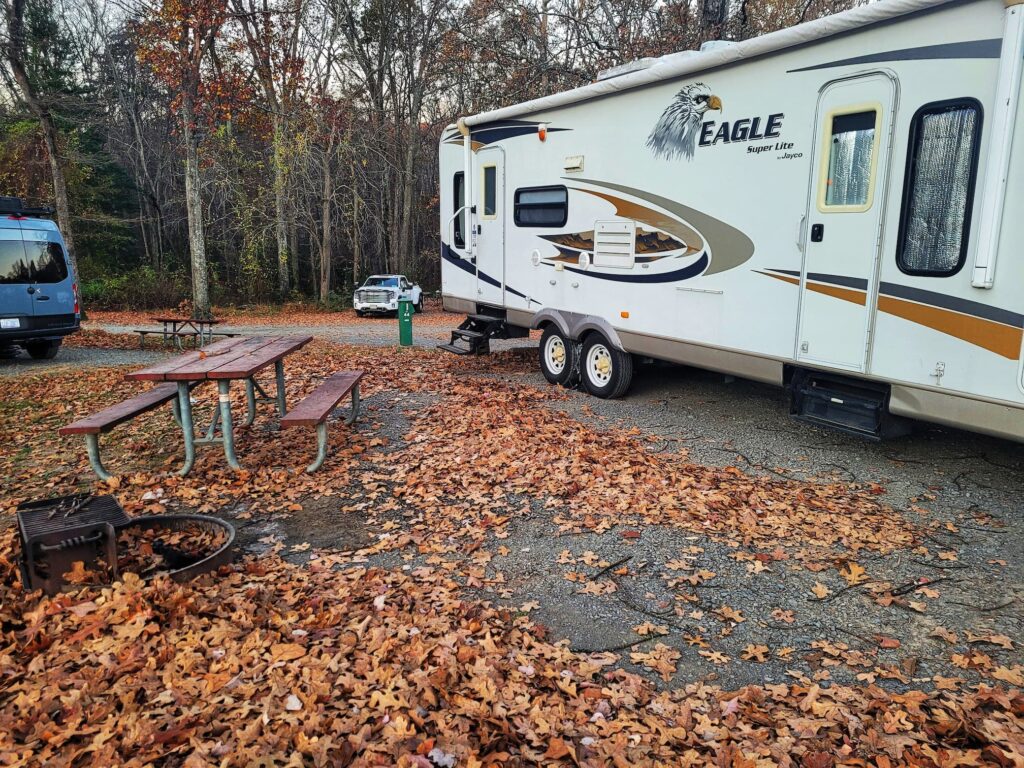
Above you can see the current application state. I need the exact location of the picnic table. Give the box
[126,335,313,474]
[136,316,233,350]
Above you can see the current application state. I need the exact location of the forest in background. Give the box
[1,0,858,313]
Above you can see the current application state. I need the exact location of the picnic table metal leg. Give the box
[171,396,182,427]
[244,378,257,426]
[84,434,113,481]
[217,380,241,470]
[345,383,361,425]
[307,423,329,473]
[176,382,195,476]
[275,360,287,416]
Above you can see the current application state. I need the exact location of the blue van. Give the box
[0,197,80,359]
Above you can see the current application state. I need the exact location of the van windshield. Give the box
[0,240,68,284]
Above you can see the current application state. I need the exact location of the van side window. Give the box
[514,186,568,227]
[897,100,982,276]
[453,172,465,248]
[821,109,879,210]
[482,165,497,218]
[24,242,69,283]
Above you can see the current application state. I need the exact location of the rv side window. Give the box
[821,109,879,210]
[453,172,465,248]
[482,165,497,219]
[514,186,568,227]
[897,100,982,276]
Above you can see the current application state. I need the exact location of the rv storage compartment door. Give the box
[593,220,636,269]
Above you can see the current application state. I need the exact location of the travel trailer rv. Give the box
[438,0,1024,442]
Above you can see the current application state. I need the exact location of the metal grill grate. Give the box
[17,494,129,595]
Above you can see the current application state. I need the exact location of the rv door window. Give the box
[821,109,879,210]
[514,186,568,227]
[897,100,982,276]
[482,165,497,219]
[453,172,466,248]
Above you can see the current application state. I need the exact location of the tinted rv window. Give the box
[453,172,465,248]
[514,186,568,227]
[24,241,69,283]
[482,165,496,217]
[897,100,981,276]
[824,110,877,208]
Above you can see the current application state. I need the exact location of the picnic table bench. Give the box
[281,370,364,472]
[58,382,196,481]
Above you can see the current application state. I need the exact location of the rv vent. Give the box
[700,40,736,53]
[596,58,657,82]
[592,219,635,269]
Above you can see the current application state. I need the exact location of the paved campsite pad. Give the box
[1,336,1021,710]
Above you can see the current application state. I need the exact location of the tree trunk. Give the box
[182,95,211,318]
[273,114,290,296]
[2,0,78,276]
[397,126,418,278]
[320,163,332,302]
[352,158,361,291]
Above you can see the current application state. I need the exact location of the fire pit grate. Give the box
[17,495,235,595]
[17,493,130,595]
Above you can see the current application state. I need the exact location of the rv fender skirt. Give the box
[539,326,578,387]
[581,333,633,399]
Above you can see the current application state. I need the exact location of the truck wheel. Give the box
[355,310,366,317]
[0,345,18,359]
[539,326,577,386]
[415,298,424,313]
[581,334,632,398]
[25,339,61,360]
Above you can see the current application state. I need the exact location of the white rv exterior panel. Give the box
[440,0,1024,441]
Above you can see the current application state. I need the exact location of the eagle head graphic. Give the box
[646,83,723,161]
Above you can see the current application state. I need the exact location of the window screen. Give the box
[824,110,877,207]
[453,172,465,248]
[897,100,981,276]
[482,165,496,217]
[514,186,568,227]
[23,241,69,283]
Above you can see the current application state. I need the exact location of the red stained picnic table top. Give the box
[126,335,313,382]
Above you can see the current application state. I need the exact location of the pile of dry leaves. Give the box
[0,534,1020,767]
[1,337,1021,765]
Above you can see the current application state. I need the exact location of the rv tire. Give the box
[539,326,578,386]
[581,334,632,398]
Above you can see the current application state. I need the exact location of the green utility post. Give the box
[398,299,414,347]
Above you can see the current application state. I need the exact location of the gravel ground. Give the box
[6,316,1022,690]
[0,344,169,376]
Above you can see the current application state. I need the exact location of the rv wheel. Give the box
[581,334,632,399]
[539,326,577,386]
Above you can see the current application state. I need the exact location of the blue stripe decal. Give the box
[788,39,1000,73]
[552,252,710,283]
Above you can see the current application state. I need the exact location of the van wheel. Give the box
[581,334,632,398]
[539,326,577,386]
[25,340,61,360]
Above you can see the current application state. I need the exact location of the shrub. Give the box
[80,267,189,310]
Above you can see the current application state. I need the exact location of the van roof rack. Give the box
[0,196,56,218]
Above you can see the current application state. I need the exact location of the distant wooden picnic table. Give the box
[126,335,313,474]
[135,316,236,350]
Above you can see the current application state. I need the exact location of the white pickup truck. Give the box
[353,274,423,316]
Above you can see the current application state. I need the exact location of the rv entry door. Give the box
[476,147,505,306]
[797,73,895,372]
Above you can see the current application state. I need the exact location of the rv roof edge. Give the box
[461,0,960,127]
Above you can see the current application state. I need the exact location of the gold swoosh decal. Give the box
[567,178,755,275]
